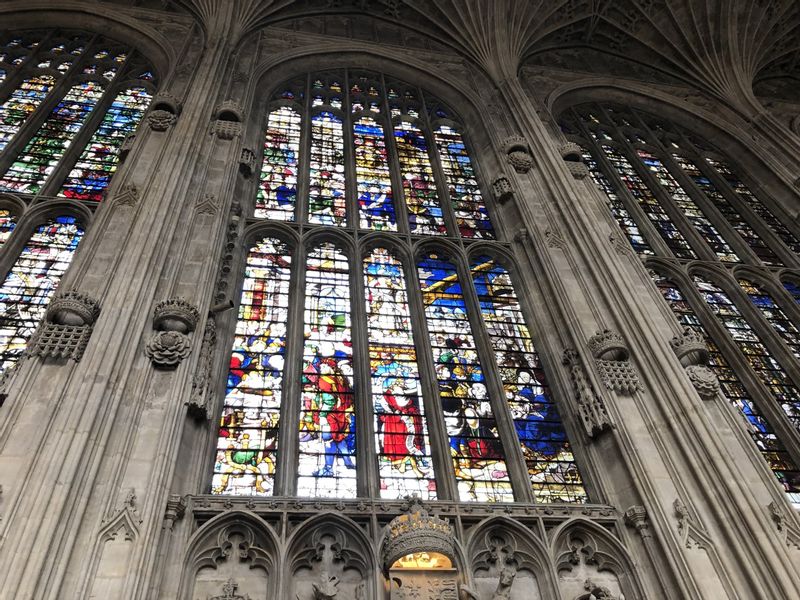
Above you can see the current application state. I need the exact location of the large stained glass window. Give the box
[418,250,512,502]
[298,242,356,497]
[0,210,17,248]
[471,257,586,502]
[651,271,800,505]
[0,30,155,199]
[210,70,588,505]
[365,248,434,498]
[213,237,292,496]
[562,102,800,505]
[0,216,84,373]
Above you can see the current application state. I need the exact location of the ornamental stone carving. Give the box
[29,290,101,362]
[213,101,244,140]
[560,141,589,179]
[623,505,651,539]
[210,578,250,600]
[146,297,199,368]
[213,120,242,140]
[239,147,256,177]
[381,496,455,572]
[153,297,200,334]
[588,330,642,394]
[502,136,534,174]
[145,331,191,367]
[147,109,176,131]
[670,327,719,399]
[563,349,613,438]
[119,134,135,161]
[188,317,216,420]
[492,176,514,204]
[685,365,720,400]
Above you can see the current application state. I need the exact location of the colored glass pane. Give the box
[298,243,356,497]
[694,275,800,432]
[434,125,494,239]
[354,116,396,231]
[472,257,586,503]
[706,157,800,255]
[739,279,800,360]
[673,154,778,265]
[308,112,346,226]
[596,141,696,259]
[784,280,800,303]
[0,210,17,248]
[0,215,83,373]
[256,106,301,221]
[365,248,434,498]
[638,149,739,262]
[212,238,292,496]
[583,149,653,254]
[652,271,800,505]
[59,86,151,201]
[0,75,56,151]
[0,81,105,194]
[394,120,446,235]
[417,251,512,502]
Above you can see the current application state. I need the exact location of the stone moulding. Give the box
[381,497,455,573]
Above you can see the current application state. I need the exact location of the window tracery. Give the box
[562,102,800,505]
[211,70,587,503]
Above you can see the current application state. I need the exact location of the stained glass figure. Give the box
[59,86,151,201]
[694,275,800,432]
[0,81,105,194]
[417,250,512,502]
[434,125,494,239]
[583,149,653,254]
[471,257,586,503]
[308,112,346,226]
[213,238,291,496]
[738,279,800,360]
[256,106,301,221]
[395,121,446,235]
[354,116,396,231]
[0,215,83,373]
[637,149,739,262]
[596,141,697,259]
[652,271,800,505]
[673,154,778,265]
[298,242,356,497]
[706,157,800,255]
[0,210,17,248]
[0,75,57,152]
[364,248,434,498]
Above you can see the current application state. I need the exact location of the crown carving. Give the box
[670,327,708,365]
[588,329,628,361]
[216,100,244,122]
[502,135,529,154]
[153,298,200,333]
[381,496,455,572]
[559,141,583,161]
[46,290,101,326]
[151,93,182,115]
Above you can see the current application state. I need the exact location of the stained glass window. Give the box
[256,106,301,220]
[213,237,292,496]
[365,248,434,498]
[471,257,586,502]
[0,215,84,373]
[652,271,800,504]
[298,242,356,497]
[0,210,17,248]
[738,279,800,360]
[784,280,800,304]
[395,120,446,235]
[354,116,396,231]
[0,75,57,151]
[308,112,346,226]
[434,125,493,239]
[59,86,152,201]
[417,250,512,502]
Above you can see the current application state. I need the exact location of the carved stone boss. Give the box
[29,290,101,362]
[670,327,719,400]
[145,298,200,368]
[588,329,642,394]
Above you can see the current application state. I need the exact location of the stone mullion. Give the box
[574,114,673,258]
[690,149,800,270]
[350,244,379,497]
[457,252,534,503]
[0,35,99,179]
[380,73,410,237]
[403,251,458,501]
[342,69,358,231]
[274,241,307,497]
[602,114,717,264]
[296,74,312,226]
[634,113,759,266]
[669,269,800,480]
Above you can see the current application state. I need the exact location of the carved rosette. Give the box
[381,497,455,573]
[29,290,101,362]
[147,109,176,131]
[502,136,534,174]
[146,297,199,368]
[492,176,514,204]
[685,365,720,400]
[588,330,642,394]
